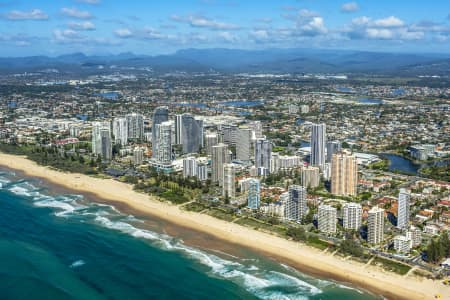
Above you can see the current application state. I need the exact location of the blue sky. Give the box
[0,0,449,56]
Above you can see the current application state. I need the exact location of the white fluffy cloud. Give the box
[171,14,240,30]
[341,2,359,13]
[372,16,404,28]
[68,21,95,31]
[61,7,93,19]
[5,9,48,20]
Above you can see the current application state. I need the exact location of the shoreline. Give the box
[0,153,447,300]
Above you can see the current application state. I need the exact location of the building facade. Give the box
[318,204,337,234]
[368,206,385,244]
[343,202,362,230]
[331,151,358,196]
[397,188,411,229]
[285,185,307,222]
[310,123,326,168]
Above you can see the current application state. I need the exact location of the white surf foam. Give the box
[69,260,86,268]
[91,214,322,299]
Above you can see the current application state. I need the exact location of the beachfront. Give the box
[0,153,447,300]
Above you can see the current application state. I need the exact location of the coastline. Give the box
[0,153,447,300]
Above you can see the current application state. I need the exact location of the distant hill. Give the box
[0,48,449,76]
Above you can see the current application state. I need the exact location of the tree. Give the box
[286,227,307,241]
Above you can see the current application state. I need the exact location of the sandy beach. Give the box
[1,153,448,300]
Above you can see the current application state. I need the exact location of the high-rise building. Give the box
[205,133,218,156]
[181,114,203,154]
[393,235,411,253]
[406,226,422,247]
[174,114,183,145]
[247,178,261,209]
[151,107,169,158]
[301,166,320,189]
[223,163,235,199]
[255,138,272,176]
[196,163,208,181]
[331,151,358,196]
[126,113,144,141]
[92,121,111,160]
[310,123,326,168]
[236,128,252,161]
[220,124,238,146]
[343,202,362,230]
[397,188,410,229]
[285,185,307,222]
[368,206,384,244]
[112,117,128,146]
[212,143,229,186]
[249,121,263,139]
[155,121,172,165]
[100,128,112,161]
[326,140,341,163]
[133,147,144,165]
[318,204,337,234]
[183,157,197,178]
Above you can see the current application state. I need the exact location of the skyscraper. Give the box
[236,128,252,161]
[368,206,384,244]
[92,121,111,160]
[212,143,229,186]
[326,140,341,163]
[255,138,272,176]
[249,121,263,139]
[220,124,238,146]
[181,113,203,154]
[247,178,261,209]
[112,117,128,146]
[174,114,183,145]
[310,123,326,168]
[133,147,144,165]
[318,204,337,234]
[331,151,358,196]
[397,188,411,229]
[343,202,362,230]
[301,166,320,189]
[205,133,218,156]
[285,185,307,222]
[222,163,235,199]
[100,127,112,161]
[126,113,144,141]
[155,121,172,165]
[151,107,169,158]
[183,157,197,178]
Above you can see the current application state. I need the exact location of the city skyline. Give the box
[0,0,449,56]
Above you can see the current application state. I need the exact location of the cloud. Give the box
[114,28,133,38]
[341,2,359,13]
[298,16,327,36]
[372,16,404,28]
[170,14,240,30]
[75,0,101,4]
[61,7,93,19]
[218,31,237,42]
[343,16,425,41]
[68,21,95,31]
[0,33,40,46]
[53,28,119,46]
[114,27,171,40]
[4,9,48,20]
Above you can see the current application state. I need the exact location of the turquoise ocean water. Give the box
[0,169,380,300]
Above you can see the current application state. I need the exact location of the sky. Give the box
[0,0,449,56]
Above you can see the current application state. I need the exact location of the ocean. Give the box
[0,169,380,300]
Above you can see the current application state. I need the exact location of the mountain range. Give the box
[0,48,449,76]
